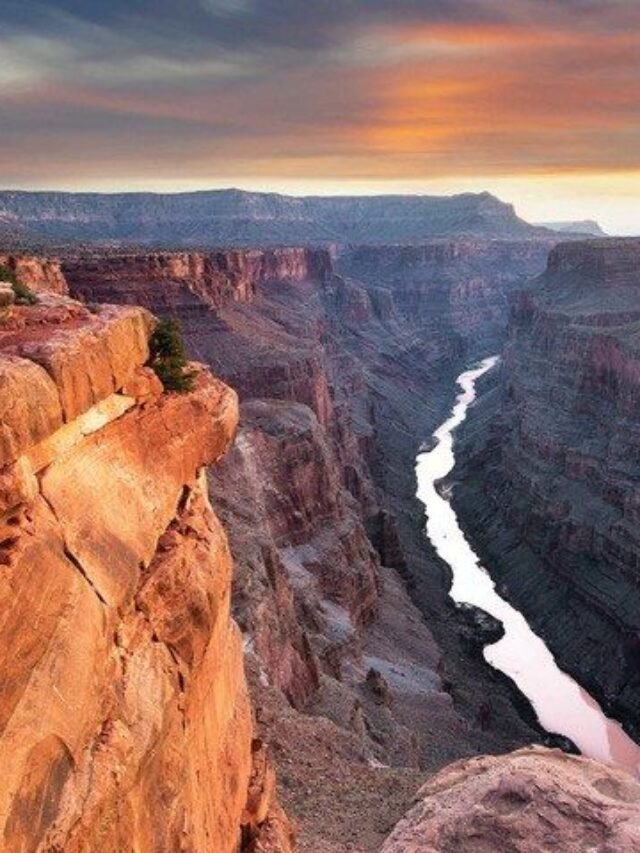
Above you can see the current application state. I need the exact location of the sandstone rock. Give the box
[121,364,163,400]
[4,303,153,421]
[382,746,640,852]
[65,247,331,310]
[0,456,38,515]
[0,355,63,467]
[0,283,14,308]
[0,299,288,853]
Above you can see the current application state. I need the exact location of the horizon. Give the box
[1,181,637,238]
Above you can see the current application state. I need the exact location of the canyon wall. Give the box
[453,238,640,737]
[0,291,291,851]
[338,239,554,345]
[6,236,640,850]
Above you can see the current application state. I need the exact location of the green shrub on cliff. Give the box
[149,318,196,393]
[0,264,38,305]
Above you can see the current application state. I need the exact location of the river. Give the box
[415,355,640,777]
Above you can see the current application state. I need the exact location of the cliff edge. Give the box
[0,291,291,851]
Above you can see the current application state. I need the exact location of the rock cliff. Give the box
[65,247,331,309]
[6,231,640,850]
[382,746,640,851]
[0,291,291,851]
[453,238,640,738]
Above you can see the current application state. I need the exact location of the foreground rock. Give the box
[382,746,640,852]
[0,293,291,852]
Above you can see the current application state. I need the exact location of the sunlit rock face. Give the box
[382,747,640,852]
[0,293,292,853]
[453,238,640,738]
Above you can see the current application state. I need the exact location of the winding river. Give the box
[416,356,640,777]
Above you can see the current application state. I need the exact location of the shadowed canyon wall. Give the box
[453,238,640,739]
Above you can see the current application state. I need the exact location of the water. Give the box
[416,355,640,776]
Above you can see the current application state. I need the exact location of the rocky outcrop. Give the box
[0,252,68,295]
[0,296,291,852]
[382,746,640,852]
[211,400,380,705]
[453,238,640,737]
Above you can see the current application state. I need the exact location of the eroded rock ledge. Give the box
[0,295,291,852]
[382,746,640,852]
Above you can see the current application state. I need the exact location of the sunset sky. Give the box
[1,0,639,233]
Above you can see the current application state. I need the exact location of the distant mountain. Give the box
[0,188,552,247]
[539,220,607,237]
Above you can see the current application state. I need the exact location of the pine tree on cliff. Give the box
[149,318,196,392]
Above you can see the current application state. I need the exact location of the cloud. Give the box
[0,1,639,189]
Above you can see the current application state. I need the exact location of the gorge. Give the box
[1,213,640,850]
[417,357,640,777]
[453,238,640,743]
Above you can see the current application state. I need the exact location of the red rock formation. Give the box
[382,747,640,852]
[0,296,291,852]
[65,247,331,310]
[0,252,68,295]
[211,400,380,706]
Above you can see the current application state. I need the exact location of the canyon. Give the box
[2,226,640,851]
[60,237,562,847]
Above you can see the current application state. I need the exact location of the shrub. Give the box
[0,264,38,305]
[149,318,196,393]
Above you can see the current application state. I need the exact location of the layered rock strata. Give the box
[453,238,640,736]
[0,188,550,246]
[0,294,291,852]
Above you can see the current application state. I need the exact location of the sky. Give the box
[1,0,639,233]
